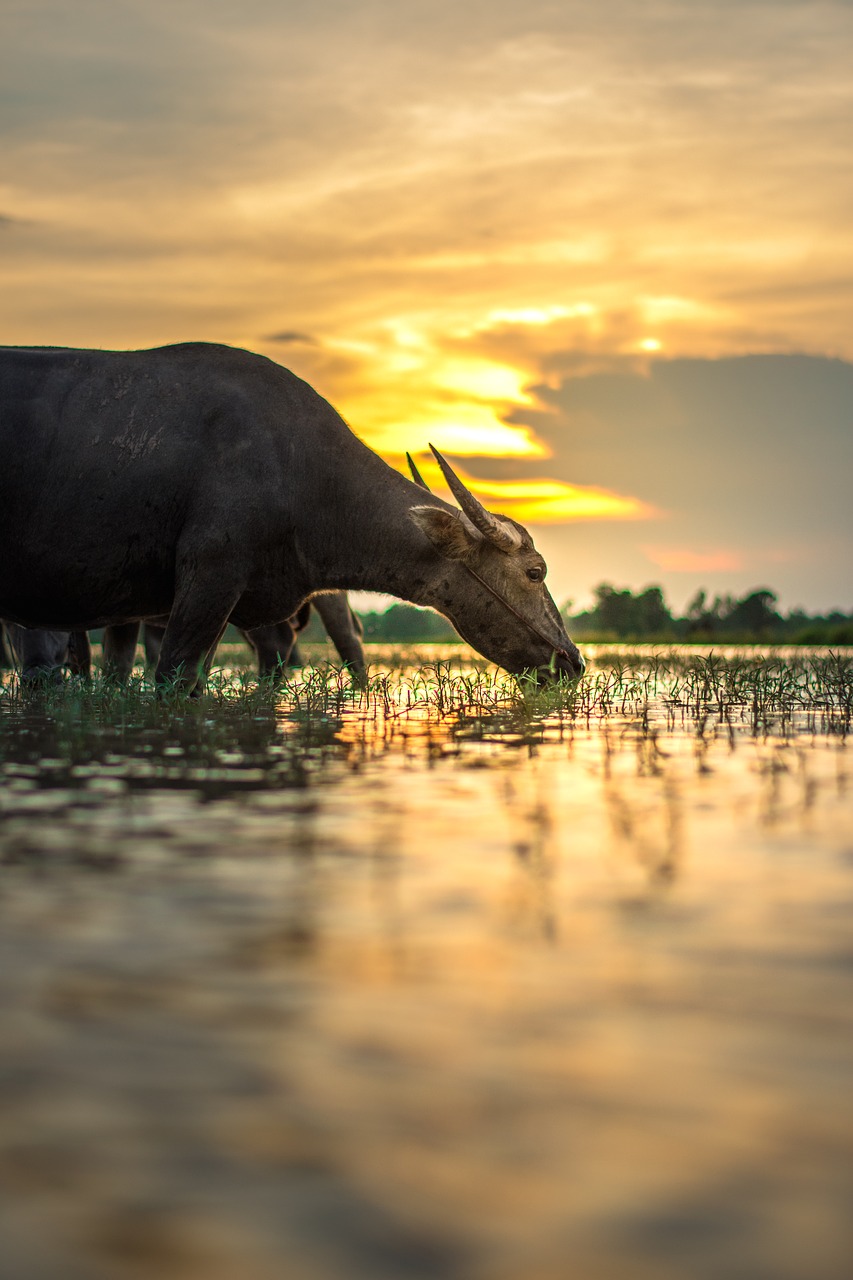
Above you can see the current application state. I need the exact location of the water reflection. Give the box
[0,652,852,1279]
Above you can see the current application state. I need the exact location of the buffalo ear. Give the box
[409,506,479,561]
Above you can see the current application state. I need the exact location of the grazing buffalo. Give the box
[2,623,90,683]
[141,591,366,679]
[0,343,583,690]
[3,592,365,684]
[274,591,365,673]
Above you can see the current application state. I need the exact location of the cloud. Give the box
[2,0,851,612]
[398,457,656,523]
[264,331,318,346]
[3,0,853,361]
[373,344,850,609]
[642,547,745,574]
[497,352,853,609]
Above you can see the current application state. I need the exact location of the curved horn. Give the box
[428,444,520,552]
[406,452,431,491]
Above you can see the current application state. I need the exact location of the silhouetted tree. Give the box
[722,589,781,639]
[563,583,848,643]
[584,583,675,639]
[360,603,456,643]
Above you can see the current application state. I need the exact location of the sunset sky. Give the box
[3,0,852,611]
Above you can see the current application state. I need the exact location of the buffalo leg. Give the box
[143,622,166,667]
[102,622,140,681]
[285,600,312,669]
[243,622,297,682]
[154,570,243,693]
[312,593,366,673]
[4,624,72,684]
[195,622,230,693]
[67,631,92,678]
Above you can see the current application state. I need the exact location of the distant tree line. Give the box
[301,602,458,645]
[562,584,853,645]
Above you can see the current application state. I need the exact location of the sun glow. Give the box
[365,403,549,460]
[313,328,550,460]
[435,358,532,404]
[481,303,597,327]
[493,482,654,524]
[397,458,656,525]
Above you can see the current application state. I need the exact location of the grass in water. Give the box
[2,646,850,744]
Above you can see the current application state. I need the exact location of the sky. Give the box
[2,0,852,612]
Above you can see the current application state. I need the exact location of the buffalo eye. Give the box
[526,566,545,583]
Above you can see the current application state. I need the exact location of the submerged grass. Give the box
[2,645,850,745]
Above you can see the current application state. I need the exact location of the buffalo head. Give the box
[408,447,585,682]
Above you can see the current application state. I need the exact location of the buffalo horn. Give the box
[428,444,520,552]
[406,452,431,491]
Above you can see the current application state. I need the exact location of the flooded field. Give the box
[1,645,852,1280]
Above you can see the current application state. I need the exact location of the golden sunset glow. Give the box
[371,407,547,461]
[434,358,531,405]
[479,304,597,328]
[3,1,852,608]
[317,340,549,459]
[468,480,656,525]
[396,459,656,524]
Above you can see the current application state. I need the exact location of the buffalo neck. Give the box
[295,441,458,609]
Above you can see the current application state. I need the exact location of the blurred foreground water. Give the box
[0,646,851,1280]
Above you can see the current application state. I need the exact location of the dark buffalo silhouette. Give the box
[3,592,365,684]
[0,343,583,691]
[2,623,90,683]
[142,593,365,677]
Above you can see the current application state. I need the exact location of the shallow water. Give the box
[1,648,852,1280]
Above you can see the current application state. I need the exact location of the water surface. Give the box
[1,648,851,1280]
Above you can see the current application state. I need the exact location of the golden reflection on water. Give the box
[0,649,851,1279]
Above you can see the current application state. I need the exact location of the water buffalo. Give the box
[2,623,90,683]
[140,591,366,679]
[3,592,365,684]
[278,592,365,672]
[0,343,583,690]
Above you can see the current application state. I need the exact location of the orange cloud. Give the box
[395,457,655,525]
[643,546,744,573]
[479,479,656,525]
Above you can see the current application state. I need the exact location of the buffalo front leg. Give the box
[67,631,93,678]
[243,622,297,682]
[142,622,166,667]
[194,621,230,693]
[102,622,141,681]
[313,593,366,674]
[154,571,244,694]
[285,600,312,670]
